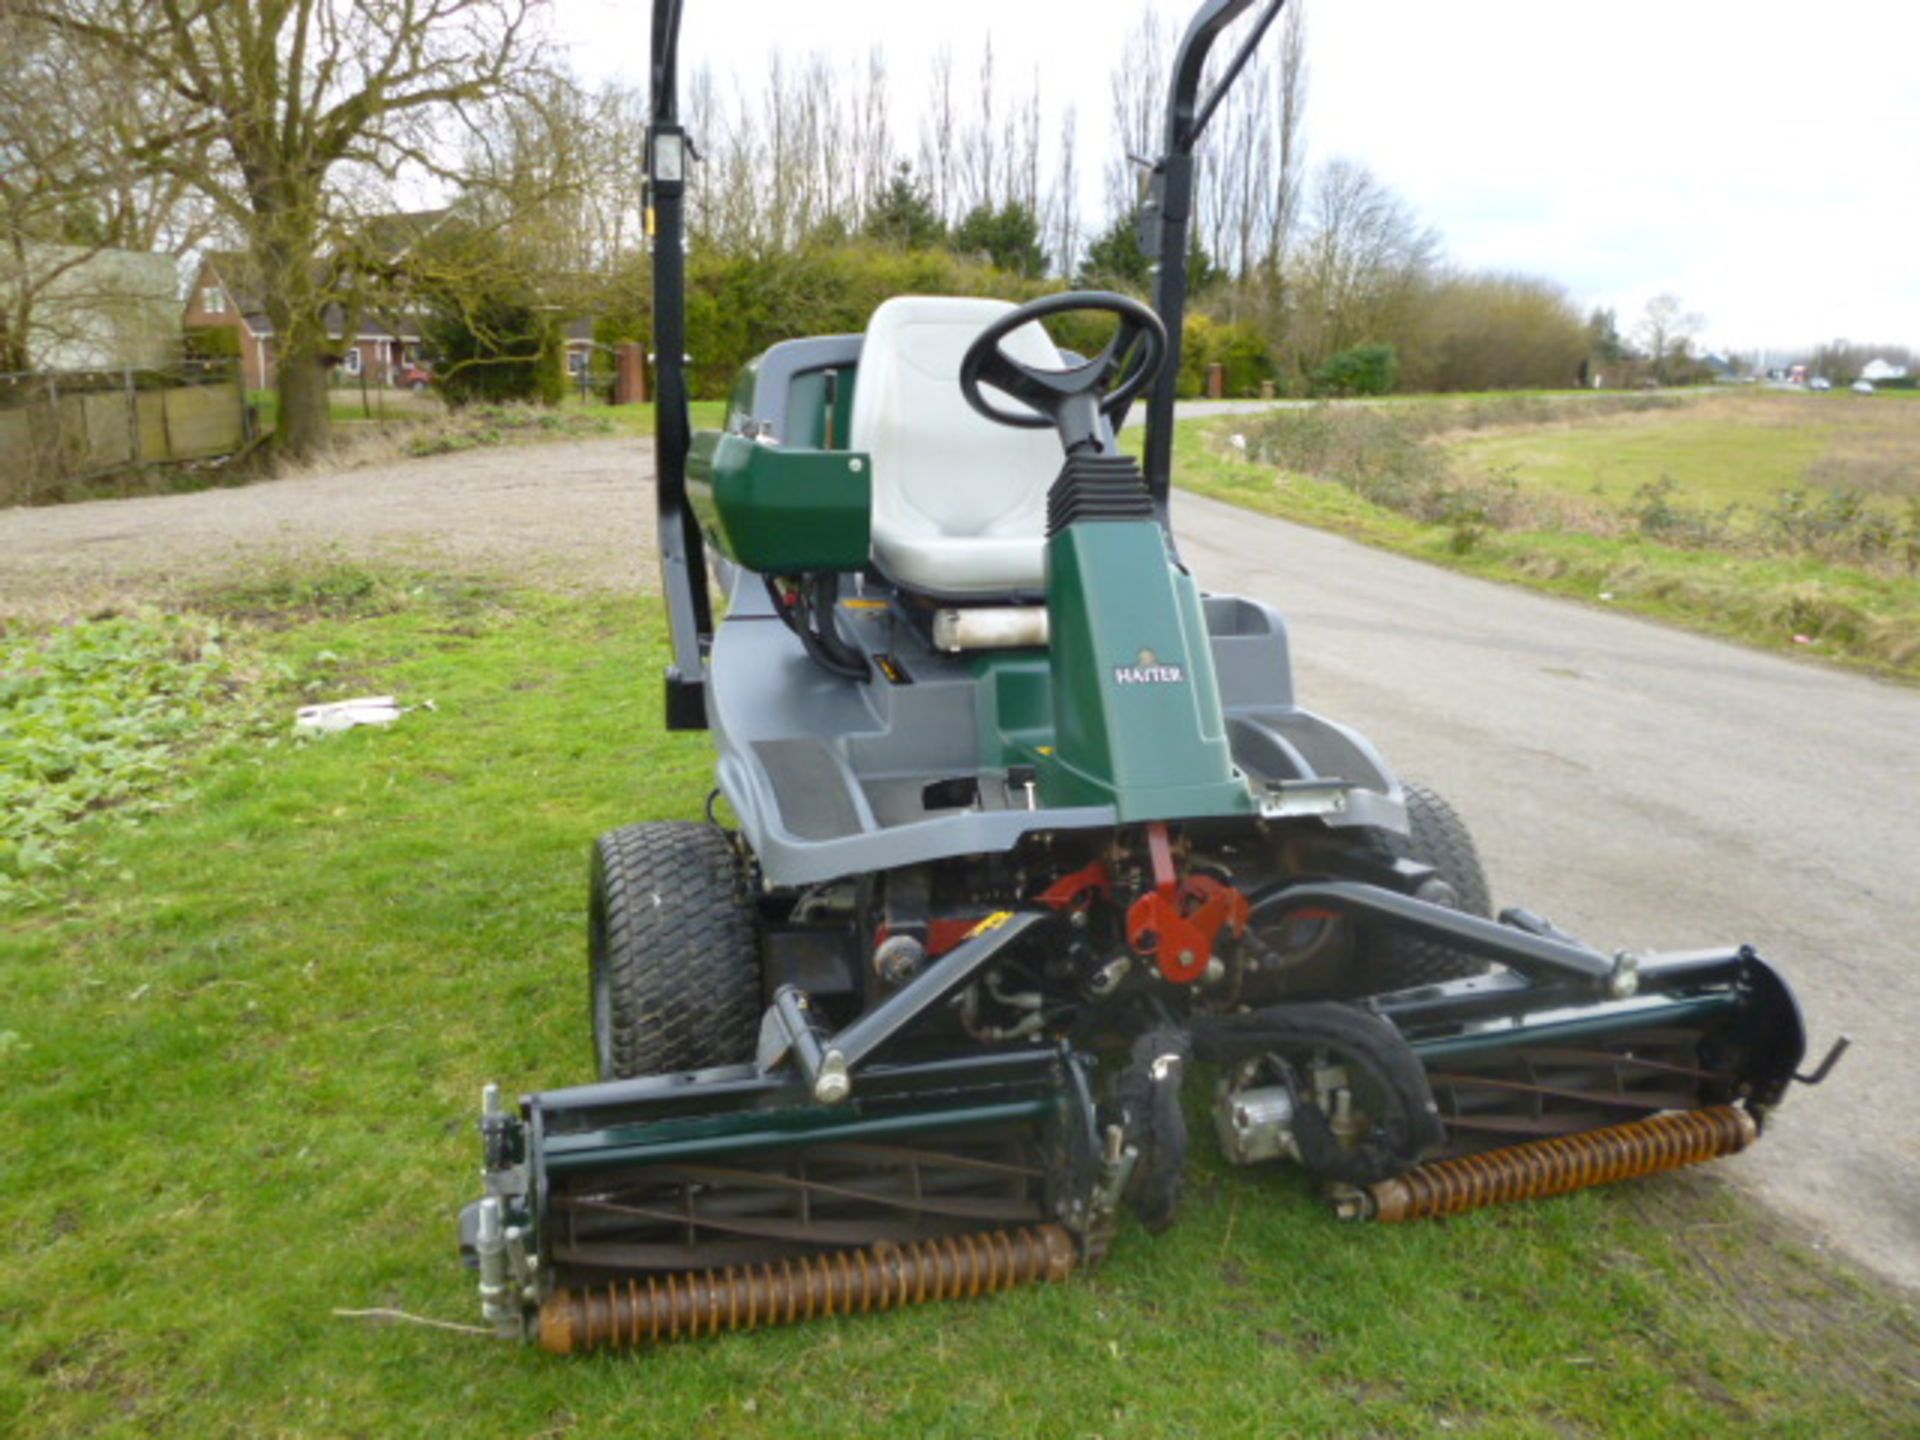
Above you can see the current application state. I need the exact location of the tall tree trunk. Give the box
[275,334,332,459]
[256,216,333,461]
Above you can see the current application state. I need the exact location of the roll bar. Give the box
[647,0,710,730]
[1140,0,1288,525]
[644,0,1289,727]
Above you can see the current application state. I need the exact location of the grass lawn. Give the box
[248,389,448,433]
[3,569,1915,1438]
[581,396,726,437]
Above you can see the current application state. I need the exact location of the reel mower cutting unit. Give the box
[458,0,1843,1353]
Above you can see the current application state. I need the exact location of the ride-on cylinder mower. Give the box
[458,0,1843,1353]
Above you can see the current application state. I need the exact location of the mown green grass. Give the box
[3,573,1914,1438]
[588,396,727,437]
[248,389,446,433]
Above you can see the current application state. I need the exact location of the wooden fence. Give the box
[0,362,251,505]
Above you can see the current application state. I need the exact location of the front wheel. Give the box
[1359,782,1494,990]
[588,821,762,1080]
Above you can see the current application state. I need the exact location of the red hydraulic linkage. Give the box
[1126,822,1249,984]
[1037,860,1113,912]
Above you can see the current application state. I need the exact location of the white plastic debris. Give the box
[295,695,430,736]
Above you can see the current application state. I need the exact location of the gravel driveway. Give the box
[0,439,659,615]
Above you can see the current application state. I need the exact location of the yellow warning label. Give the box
[967,910,1016,939]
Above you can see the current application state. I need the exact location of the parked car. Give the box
[396,363,434,393]
[1852,380,1876,395]
[1809,376,1832,391]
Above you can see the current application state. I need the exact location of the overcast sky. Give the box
[552,0,1920,356]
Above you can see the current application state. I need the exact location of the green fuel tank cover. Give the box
[687,430,872,573]
[1040,520,1253,820]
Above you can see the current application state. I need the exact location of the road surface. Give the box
[1,436,1912,1292]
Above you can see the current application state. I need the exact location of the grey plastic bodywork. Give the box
[710,570,1405,888]
[702,334,1406,889]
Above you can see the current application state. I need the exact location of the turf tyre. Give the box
[1364,782,1493,988]
[589,821,761,1081]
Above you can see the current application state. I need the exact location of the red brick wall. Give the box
[182,263,270,389]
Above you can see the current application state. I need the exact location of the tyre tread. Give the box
[592,821,760,1079]
[1369,782,1494,988]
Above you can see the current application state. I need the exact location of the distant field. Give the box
[1171,390,1920,679]
[1450,391,1920,509]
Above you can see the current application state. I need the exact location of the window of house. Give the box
[203,286,226,314]
[342,347,362,376]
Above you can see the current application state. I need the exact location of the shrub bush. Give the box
[1180,314,1274,398]
[1311,343,1399,397]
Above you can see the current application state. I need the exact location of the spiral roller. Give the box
[538,1225,1079,1354]
[1358,1105,1759,1224]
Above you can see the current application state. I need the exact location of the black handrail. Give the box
[1140,0,1288,529]
[648,0,712,730]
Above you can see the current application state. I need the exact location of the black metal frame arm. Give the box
[648,0,712,730]
[1140,0,1289,528]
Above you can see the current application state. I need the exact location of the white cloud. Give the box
[554,0,1920,351]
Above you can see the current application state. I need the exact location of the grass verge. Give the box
[1161,415,1920,680]
[2,569,1915,1438]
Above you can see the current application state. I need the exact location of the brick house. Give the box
[182,212,446,391]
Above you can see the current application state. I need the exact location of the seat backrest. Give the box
[849,297,1066,547]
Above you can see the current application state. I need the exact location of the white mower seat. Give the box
[849,296,1068,598]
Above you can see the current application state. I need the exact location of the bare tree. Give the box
[851,49,894,224]
[1262,1,1309,280]
[1290,158,1438,373]
[1637,293,1703,382]
[919,48,959,224]
[1106,9,1172,220]
[0,10,220,371]
[28,0,549,459]
[1047,106,1082,279]
[958,39,999,216]
[1182,0,1307,324]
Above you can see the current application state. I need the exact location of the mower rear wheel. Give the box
[1363,782,1493,989]
[589,822,761,1081]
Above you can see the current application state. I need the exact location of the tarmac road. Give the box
[1173,486,1919,1293]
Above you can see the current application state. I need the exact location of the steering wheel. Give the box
[959,291,1168,442]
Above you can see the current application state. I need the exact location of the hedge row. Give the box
[591,243,1276,402]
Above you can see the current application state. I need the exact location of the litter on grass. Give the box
[294,695,433,736]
